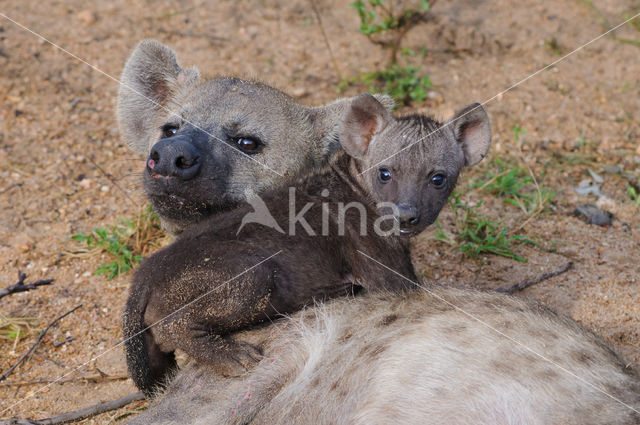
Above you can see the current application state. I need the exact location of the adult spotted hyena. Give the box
[117,40,394,235]
[125,287,640,425]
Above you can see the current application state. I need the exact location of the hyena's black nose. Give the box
[148,137,201,181]
[397,204,420,227]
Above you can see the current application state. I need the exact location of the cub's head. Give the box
[339,94,491,236]
[117,40,393,234]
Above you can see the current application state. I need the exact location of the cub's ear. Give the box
[339,93,393,160]
[117,40,200,153]
[371,93,395,112]
[447,103,491,167]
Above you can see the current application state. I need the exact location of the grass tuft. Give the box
[629,185,640,210]
[360,64,432,105]
[0,315,38,352]
[434,192,536,262]
[471,158,555,215]
[71,205,165,279]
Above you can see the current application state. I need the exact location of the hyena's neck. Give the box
[326,151,371,204]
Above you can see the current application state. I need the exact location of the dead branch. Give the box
[0,391,145,425]
[52,337,74,348]
[0,373,129,387]
[495,262,573,294]
[0,273,53,300]
[0,305,82,382]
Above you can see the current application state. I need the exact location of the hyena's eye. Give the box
[430,173,447,189]
[236,137,261,153]
[161,125,179,138]
[378,168,392,183]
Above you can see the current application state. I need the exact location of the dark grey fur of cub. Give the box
[122,93,491,395]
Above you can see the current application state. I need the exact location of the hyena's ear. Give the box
[308,93,394,159]
[117,40,200,153]
[447,103,491,167]
[339,93,393,160]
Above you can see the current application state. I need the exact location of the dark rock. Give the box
[573,204,612,226]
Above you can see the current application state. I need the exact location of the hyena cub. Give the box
[125,289,640,425]
[123,94,492,394]
[117,39,394,235]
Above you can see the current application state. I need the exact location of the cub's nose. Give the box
[397,204,420,228]
[148,137,201,181]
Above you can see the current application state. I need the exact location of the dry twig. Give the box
[0,273,53,300]
[495,262,573,294]
[0,305,82,382]
[0,391,145,425]
[0,373,129,387]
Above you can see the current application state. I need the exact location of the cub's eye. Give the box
[430,173,447,188]
[378,168,392,183]
[236,137,261,153]
[161,125,179,138]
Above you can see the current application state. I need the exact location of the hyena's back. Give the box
[127,288,640,425]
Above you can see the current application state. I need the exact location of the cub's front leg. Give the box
[124,235,283,394]
[146,259,280,376]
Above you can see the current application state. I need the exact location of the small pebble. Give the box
[602,164,622,174]
[573,204,612,226]
[596,196,618,215]
[575,180,603,197]
[587,169,604,184]
[291,87,308,98]
[77,10,96,25]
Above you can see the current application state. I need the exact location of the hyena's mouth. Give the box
[148,194,214,219]
[398,228,415,236]
[147,193,236,223]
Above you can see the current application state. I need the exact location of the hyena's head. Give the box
[117,40,394,234]
[340,94,491,236]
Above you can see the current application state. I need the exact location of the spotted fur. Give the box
[125,287,640,425]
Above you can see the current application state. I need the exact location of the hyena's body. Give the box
[117,40,394,235]
[125,288,640,425]
[123,94,492,394]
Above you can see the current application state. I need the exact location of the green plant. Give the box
[544,37,563,55]
[348,0,433,105]
[72,205,165,279]
[361,64,432,104]
[0,315,37,342]
[435,192,536,262]
[512,124,527,143]
[629,185,640,209]
[351,0,430,65]
[471,159,554,215]
[581,1,640,48]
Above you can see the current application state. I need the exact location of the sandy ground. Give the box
[0,0,638,422]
